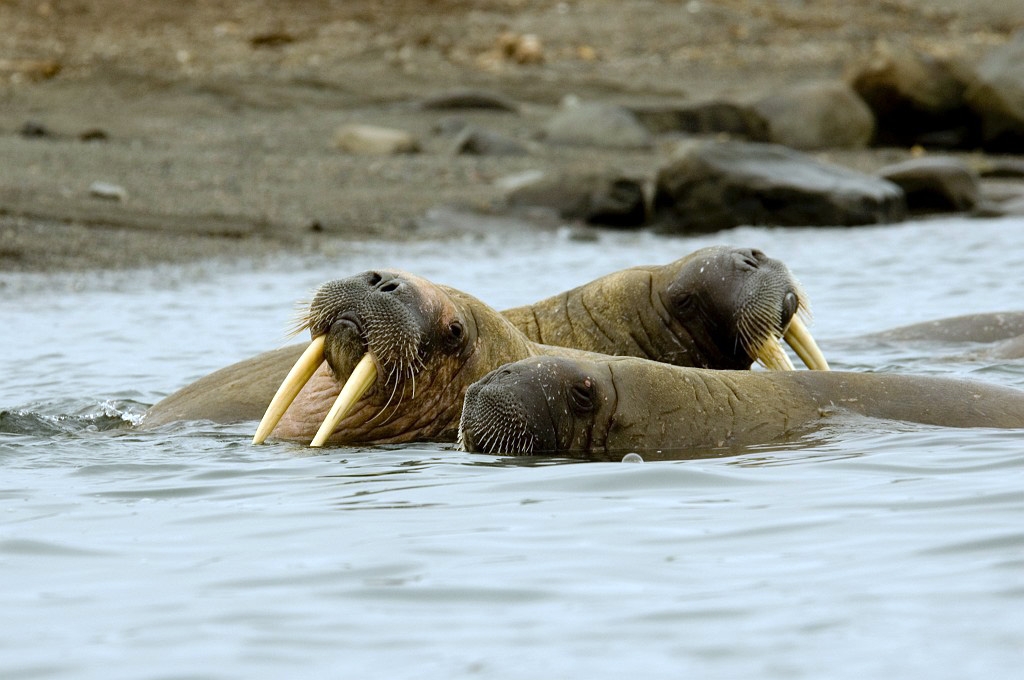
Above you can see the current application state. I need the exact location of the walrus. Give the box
[458,355,1024,457]
[143,246,828,444]
[863,311,1024,345]
[858,311,1024,360]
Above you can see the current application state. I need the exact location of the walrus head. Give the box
[656,246,825,371]
[459,357,606,456]
[252,270,524,446]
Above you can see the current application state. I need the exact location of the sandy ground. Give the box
[1,0,1022,271]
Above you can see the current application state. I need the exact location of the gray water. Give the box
[2,217,1023,679]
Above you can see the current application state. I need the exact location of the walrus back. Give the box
[784,370,1024,429]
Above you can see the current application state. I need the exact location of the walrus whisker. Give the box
[310,353,378,447]
[367,361,404,425]
[253,335,327,445]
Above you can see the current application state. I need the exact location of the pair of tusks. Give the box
[759,316,830,372]
[252,316,829,446]
[251,335,378,447]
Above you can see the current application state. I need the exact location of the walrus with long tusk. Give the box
[458,355,1024,458]
[143,246,828,444]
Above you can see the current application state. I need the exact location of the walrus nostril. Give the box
[379,281,400,293]
[781,291,799,326]
[366,271,382,286]
[735,248,760,269]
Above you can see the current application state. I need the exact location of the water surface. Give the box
[2,217,1023,679]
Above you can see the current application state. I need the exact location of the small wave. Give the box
[0,399,145,436]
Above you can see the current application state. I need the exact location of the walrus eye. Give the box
[672,291,696,314]
[444,320,465,351]
[569,378,595,413]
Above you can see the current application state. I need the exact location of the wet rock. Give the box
[452,127,530,156]
[505,171,648,228]
[89,181,127,202]
[541,101,651,149]
[419,89,519,112]
[333,124,420,155]
[755,81,875,150]
[876,156,980,213]
[652,140,905,233]
[629,101,770,141]
[849,42,979,148]
[964,30,1024,153]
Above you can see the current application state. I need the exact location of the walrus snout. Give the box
[459,365,555,455]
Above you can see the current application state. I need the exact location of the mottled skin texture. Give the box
[459,356,1024,457]
[144,246,811,437]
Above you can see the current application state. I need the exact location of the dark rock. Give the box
[652,140,906,233]
[452,127,530,156]
[975,158,1024,178]
[629,101,770,141]
[755,81,874,150]
[79,128,109,142]
[964,30,1024,153]
[419,89,519,112]
[541,102,651,149]
[877,156,980,213]
[249,31,297,48]
[505,171,648,228]
[849,42,980,148]
[19,121,51,138]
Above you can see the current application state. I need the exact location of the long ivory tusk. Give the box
[252,335,327,445]
[783,316,830,371]
[757,339,796,371]
[309,353,378,448]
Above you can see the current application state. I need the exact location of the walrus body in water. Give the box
[143,246,828,444]
[861,311,1024,360]
[458,355,1024,457]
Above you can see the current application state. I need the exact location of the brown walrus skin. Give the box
[458,355,1024,458]
[144,246,826,444]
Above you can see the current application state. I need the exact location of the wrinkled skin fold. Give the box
[458,355,1024,457]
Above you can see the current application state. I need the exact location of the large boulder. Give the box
[876,156,980,213]
[755,81,875,150]
[652,140,906,233]
[504,170,648,228]
[541,101,652,149]
[628,100,770,141]
[964,30,1024,153]
[849,42,979,148]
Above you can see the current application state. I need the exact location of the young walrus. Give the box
[458,355,1024,458]
[143,247,828,445]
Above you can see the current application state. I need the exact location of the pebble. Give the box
[89,181,128,201]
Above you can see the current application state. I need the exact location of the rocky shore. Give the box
[1,0,1022,271]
